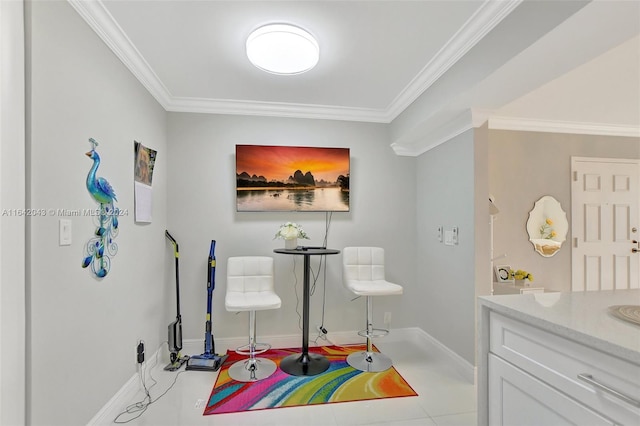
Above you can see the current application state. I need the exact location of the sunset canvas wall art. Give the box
[236,145,350,212]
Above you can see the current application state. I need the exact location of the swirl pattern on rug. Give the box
[204,345,417,415]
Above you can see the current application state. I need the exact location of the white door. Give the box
[571,157,640,291]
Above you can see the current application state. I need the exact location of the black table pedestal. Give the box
[280,351,330,376]
[274,247,340,377]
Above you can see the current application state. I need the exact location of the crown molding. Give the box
[385,0,522,121]
[488,116,640,138]
[69,0,520,123]
[391,109,476,157]
[67,0,172,109]
[391,111,640,157]
[167,97,390,123]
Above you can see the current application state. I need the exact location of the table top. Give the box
[274,247,340,256]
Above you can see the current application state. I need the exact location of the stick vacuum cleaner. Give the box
[186,240,227,371]
[164,231,189,371]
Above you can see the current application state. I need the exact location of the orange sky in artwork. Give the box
[236,145,350,182]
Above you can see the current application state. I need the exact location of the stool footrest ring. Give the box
[235,342,271,356]
[357,328,388,339]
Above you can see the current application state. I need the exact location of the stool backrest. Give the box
[227,256,275,294]
[343,247,386,283]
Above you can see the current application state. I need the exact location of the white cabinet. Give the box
[489,354,615,425]
[483,311,640,426]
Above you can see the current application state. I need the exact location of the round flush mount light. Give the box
[246,24,319,75]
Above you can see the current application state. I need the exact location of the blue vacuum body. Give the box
[186,240,227,371]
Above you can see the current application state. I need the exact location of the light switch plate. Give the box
[59,219,72,246]
[452,226,459,244]
[437,226,443,242]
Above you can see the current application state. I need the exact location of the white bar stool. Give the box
[343,247,403,372]
[225,256,281,382]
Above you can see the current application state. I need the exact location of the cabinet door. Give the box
[489,354,615,426]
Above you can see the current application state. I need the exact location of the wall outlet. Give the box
[444,230,454,246]
[136,341,145,364]
[384,312,392,324]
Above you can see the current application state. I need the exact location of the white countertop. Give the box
[478,290,640,365]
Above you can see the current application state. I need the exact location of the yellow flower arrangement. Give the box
[539,217,556,240]
[510,269,534,281]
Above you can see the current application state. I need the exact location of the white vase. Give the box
[284,238,298,250]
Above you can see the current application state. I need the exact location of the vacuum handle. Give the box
[166,230,181,317]
[165,230,179,255]
[208,240,216,291]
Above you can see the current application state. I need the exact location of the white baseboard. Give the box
[87,327,473,424]
[408,327,476,384]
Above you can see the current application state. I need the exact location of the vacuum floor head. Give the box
[186,354,228,372]
[164,355,188,372]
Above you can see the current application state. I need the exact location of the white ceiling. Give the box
[70,0,640,154]
[495,34,640,129]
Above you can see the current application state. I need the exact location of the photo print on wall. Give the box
[236,145,350,212]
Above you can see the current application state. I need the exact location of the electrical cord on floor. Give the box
[113,368,185,423]
[113,342,185,424]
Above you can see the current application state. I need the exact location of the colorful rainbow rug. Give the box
[204,344,417,415]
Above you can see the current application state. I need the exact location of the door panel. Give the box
[572,157,639,291]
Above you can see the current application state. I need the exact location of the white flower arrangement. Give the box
[274,222,310,240]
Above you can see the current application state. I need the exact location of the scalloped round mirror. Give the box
[526,196,569,257]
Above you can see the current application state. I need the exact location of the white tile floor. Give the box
[111,337,477,426]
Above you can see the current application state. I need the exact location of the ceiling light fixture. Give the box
[246,24,319,75]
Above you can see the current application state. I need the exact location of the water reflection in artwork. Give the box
[237,187,349,212]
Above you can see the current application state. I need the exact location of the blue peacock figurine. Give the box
[82,138,119,278]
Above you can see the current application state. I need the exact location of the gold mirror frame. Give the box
[526,196,568,257]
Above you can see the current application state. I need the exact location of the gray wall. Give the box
[166,112,417,342]
[414,128,478,365]
[488,129,640,292]
[26,2,168,424]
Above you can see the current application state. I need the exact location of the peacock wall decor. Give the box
[82,138,120,278]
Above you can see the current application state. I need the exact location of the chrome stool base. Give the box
[228,357,277,382]
[347,351,393,372]
[349,296,394,373]
[228,308,277,382]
